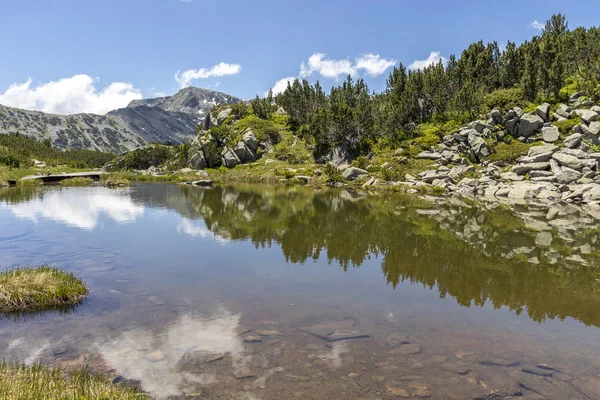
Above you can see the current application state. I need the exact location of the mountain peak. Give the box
[126,86,240,116]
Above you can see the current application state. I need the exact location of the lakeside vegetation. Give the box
[0,266,88,314]
[1,14,599,191]
[0,363,147,400]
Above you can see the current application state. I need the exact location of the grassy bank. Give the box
[0,266,88,314]
[0,363,147,400]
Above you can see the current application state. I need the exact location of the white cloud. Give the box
[355,53,396,76]
[0,75,142,115]
[269,76,296,96]
[299,52,395,80]
[408,51,448,70]
[174,62,242,88]
[531,20,545,31]
[300,53,356,79]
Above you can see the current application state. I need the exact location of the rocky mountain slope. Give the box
[0,87,241,153]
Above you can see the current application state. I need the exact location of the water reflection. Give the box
[99,308,245,399]
[1,187,144,229]
[2,183,600,329]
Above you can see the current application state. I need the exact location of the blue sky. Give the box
[0,0,598,115]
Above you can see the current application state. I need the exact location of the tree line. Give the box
[269,14,599,156]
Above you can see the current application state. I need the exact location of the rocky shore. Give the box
[393,95,600,205]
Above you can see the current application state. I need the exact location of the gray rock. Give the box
[467,129,490,157]
[542,126,560,143]
[563,133,582,149]
[534,103,550,122]
[504,118,519,137]
[549,159,562,174]
[581,121,600,141]
[217,108,232,124]
[512,162,550,176]
[566,183,600,201]
[490,109,502,124]
[328,142,353,167]
[529,170,554,178]
[242,130,259,153]
[275,107,287,115]
[579,110,599,124]
[188,137,207,170]
[528,144,558,158]
[342,167,368,181]
[221,147,241,168]
[507,182,559,199]
[233,141,255,163]
[556,167,582,184]
[417,151,443,160]
[555,104,572,119]
[592,105,600,113]
[500,172,525,181]
[514,107,524,117]
[519,114,544,137]
[552,153,584,170]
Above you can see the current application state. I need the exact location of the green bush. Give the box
[324,163,343,183]
[553,117,581,135]
[414,133,440,149]
[115,145,172,170]
[236,115,283,144]
[483,87,526,111]
[488,141,531,163]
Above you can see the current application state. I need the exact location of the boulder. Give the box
[242,130,259,153]
[417,151,443,160]
[519,114,544,137]
[467,129,490,157]
[233,141,255,163]
[188,137,207,170]
[579,109,599,123]
[552,153,584,170]
[221,147,241,168]
[490,109,502,124]
[534,103,550,122]
[500,172,525,181]
[556,167,582,184]
[581,121,600,142]
[566,183,600,201]
[328,142,353,167]
[555,104,572,119]
[217,108,232,124]
[563,133,582,149]
[514,107,524,117]
[512,162,550,176]
[507,182,559,200]
[275,107,287,115]
[342,167,368,181]
[592,105,600,113]
[504,118,520,137]
[542,126,560,143]
[188,149,206,170]
[527,144,558,158]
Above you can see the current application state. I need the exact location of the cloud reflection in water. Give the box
[6,188,144,229]
[99,308,245,399]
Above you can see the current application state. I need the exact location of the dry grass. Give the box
[0,363,147,400]
[0,265,88,313]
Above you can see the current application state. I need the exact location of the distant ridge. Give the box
[0,87,241,153]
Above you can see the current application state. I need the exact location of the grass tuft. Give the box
[60,177,95,187]
[0,265,88,314]
[0,362,147,400]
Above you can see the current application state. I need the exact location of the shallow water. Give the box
[1,183,600,399]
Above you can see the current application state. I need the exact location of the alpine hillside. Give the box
[0,87,241,153]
